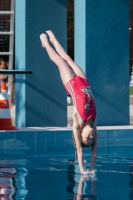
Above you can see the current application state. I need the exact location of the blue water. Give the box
[0,145,133,199]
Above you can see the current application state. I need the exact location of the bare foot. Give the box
[40,33,49,48]
[46,30,56,45]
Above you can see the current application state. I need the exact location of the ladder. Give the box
[0,0,15,103]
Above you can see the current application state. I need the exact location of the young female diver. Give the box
[40,31,97,175]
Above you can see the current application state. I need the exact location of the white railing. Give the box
[8,0,15,103]
[0,0,15,103]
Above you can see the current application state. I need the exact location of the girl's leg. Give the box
[46,30,86,79]
[40,34,75,85]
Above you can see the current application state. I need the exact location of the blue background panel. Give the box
[75,0,130,125]
[15,0,67,127]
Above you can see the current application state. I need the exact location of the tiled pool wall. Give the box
[0,127,133,156]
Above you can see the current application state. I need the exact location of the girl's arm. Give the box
[73,126,90,174]
[90,124,98,171]
[0,75,5,80]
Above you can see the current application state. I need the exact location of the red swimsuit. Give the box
[65,76,96,124]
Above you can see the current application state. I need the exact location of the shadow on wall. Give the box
[120,0,129,6]
[15,78,66,125]
[25,80,66,110]
[56,0,66,7]
[94,89,128,117]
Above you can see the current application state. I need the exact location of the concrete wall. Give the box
[75,0,130,125]
[15,0,67,127]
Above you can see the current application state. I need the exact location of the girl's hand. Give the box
[81,170,91,175]
[81,169,95,175]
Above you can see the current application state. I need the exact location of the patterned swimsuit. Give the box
[65,76,96,124]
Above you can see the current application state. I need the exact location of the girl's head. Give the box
[80,125,95,147]
[72,118,95,151]
[0,57,8,69]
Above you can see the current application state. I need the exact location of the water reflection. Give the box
[0,166,16,199]
[129,163,133,199]
[0,160,28,200]
[14,167,28,200]
[66,160,97,200]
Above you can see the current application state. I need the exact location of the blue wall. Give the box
[75,0,130,126]
[15,0,67,127]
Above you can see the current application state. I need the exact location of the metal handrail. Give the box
[0,11,14,14]
[0,52,13,55]
[0,32,13,35]
[0,70,33,74]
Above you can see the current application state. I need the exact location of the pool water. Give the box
[0,145,133,199]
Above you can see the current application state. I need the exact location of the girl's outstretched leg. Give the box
[40,33,75,85]
[46,30,86,79]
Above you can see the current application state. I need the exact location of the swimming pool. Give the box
[0,127,133,199]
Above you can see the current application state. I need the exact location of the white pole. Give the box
[8,0,15,104]
[130,66,133,87]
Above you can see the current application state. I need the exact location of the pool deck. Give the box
[1,124,133,132]
[1,125,132,132]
